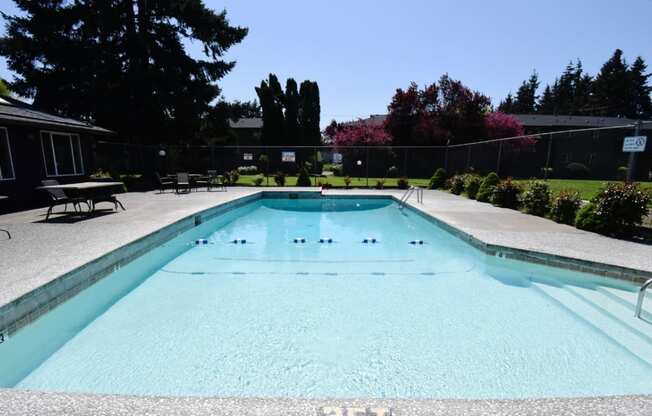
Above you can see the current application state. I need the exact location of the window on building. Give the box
[0,127,15,180]
[40,131,84,177]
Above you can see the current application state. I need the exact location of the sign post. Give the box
[624,122,645,182]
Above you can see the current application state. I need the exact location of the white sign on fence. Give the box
[281,151,296,162]
[623,136,647,152]
[332,152,343,163]
[243,153,253,161]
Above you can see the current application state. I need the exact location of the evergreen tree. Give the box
[498,93,515,113]
[0,0,247,144]
[0,80,9,96]
[627,57,652,119]
[537,85,556,114]
[256,74,285,146]
[512,72,539,113]
[299,81,321,146]
[592,49,630,117]
[283,79,300,145]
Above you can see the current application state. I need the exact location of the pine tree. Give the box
[498,93,515,113]
[592,49,630,117]
[512,72,539,113]
[627,57,652,119]
[537,85,556,114]
[0,0,247,144]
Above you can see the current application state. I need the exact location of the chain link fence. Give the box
[90,125,650,186]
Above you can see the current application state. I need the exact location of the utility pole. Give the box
[626,121,643,182]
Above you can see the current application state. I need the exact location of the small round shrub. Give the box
[344,176,352,188]
[387,165,399,178]
[476,172,499,202]
[592,182,650,233]
[397,177,410,189]
[448,175,465,195]
[375,179,385,189]
[296,166,312,186]
[491,178,522,209]
[522,181,552,217]
[274,171,286,186]
[465,175,481,199]
[237,165,258,175]
[575,203,607,233]
[229,170,239,184]
[331,163,344,176]
[253,175,264,186]
[429,168,447,189]
[550,190,582,225]
[566,162,590,179]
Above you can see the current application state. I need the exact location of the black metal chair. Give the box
[156,172,174,193]
[175,173,191,193]
[41,180,90,221]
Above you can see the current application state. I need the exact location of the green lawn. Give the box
[237,175,652,202]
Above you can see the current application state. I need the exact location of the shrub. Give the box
[522,181,552,217]
[222,170,239,185]
[274,171,286,186]
[465,175,481,199]
[476,172,500,202]
[428,168,447,189]
[448,175,465,195]
[566,162,590,179]
[387,165,399,178]
[296,166,312,186]
[397,177,409,189]
[591,182,650,233]
[329,163,344,176]
[344,176,352,188]
[491,178,522,209]
[253,175,264,187]
[318,180,332,189]
[550,190,582,225]
[237,165,258,175]
[375,179,385,189]
[575,203,607,233]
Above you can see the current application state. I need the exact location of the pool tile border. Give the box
[401,197,652,285]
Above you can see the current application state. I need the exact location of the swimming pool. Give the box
[1,195,651,399]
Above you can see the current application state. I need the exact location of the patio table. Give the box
[0,195,9,239]
[37,182,126,212]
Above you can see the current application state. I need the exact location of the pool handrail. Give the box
[635,278,652,319]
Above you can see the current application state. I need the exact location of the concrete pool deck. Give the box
[1,187,651,415]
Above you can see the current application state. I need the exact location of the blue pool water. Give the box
[1,196,651,399]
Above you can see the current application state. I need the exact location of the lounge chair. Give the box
[156,172,174,193]
[176,172,191,193]
[41,179,90,221]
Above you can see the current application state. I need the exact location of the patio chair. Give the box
[193,171,212,192]
[156,172,174,193]
[176,173,191,194]
[41,179,90,221]
[208,170,226,191]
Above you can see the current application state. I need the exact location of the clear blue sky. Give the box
[1,0,652,126]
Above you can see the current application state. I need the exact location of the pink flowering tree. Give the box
[333,123,392,146]
[484,112,537,149]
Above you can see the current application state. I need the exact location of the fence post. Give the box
[496,142,503,176]
[466,146,472,170]
[544,134,553,179]
[403,148,408,177]
[365,146,370,188]
[444,145,449,172]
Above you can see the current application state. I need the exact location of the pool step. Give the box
[530,280,652,366]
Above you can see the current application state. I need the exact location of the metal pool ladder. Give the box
[635,278,652,319]
[399,186,423,209]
